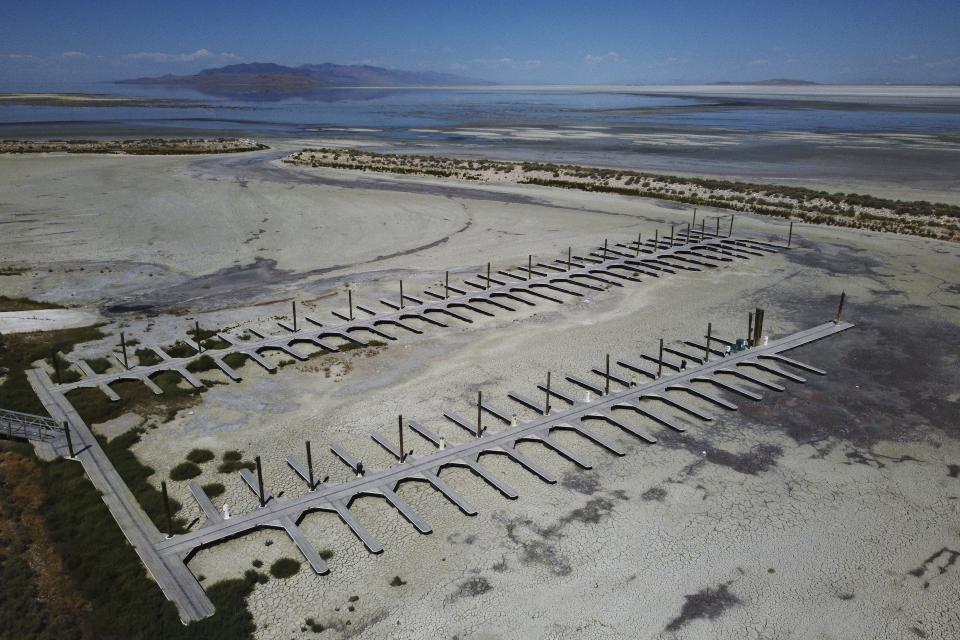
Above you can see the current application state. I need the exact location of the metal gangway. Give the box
[0,407,63,442]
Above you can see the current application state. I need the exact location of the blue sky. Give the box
[2,0,959,86]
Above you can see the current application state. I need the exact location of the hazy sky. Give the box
[2,0,959,87]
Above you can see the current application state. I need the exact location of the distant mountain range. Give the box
[118,62,493,96]
[712,78,819,86]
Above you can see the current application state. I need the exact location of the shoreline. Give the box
[285,148,960,241]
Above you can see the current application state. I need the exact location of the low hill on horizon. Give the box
[118,62,493,96]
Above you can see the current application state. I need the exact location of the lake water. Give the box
[3,83,960,198]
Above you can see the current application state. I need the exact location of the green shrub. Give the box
[269,558,301,579]
[201,482,225,497]
[186,448,214,464]
[169,462,201,481]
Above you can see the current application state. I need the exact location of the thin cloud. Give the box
[585,51,620,64]
[61,51,89,59]
[124,48,239,63]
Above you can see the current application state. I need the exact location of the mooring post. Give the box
[754,308,765,346]
[292,301,297,332]
[195,320,202,352]
[445,271,450,299]
[255,455,265,507]
[120,332,128,369]
[787,221,794,248]
[654,228,659,249]
[747,311,754,346]
[715,216,720,238]
[476,391,483,437]
[729,215,735,237]
[399,280,404,309]
[705,322,712,362]
[51,347,61,384]
[63,420,74,457]
[545,371,552,414]
[603,239,609,261]
[669,225,675,248]
[306,440,314,489]
[486,263,491,290]
[701,218,705,240]
[658,338,664,377]
[835,291,846,323]
[567,247,572,271]
[605,353,610,395]
[348,288,354,320]
[398,414,405,462]
[692,208,697,233]
[528,254,533,281]
[161,481,173,537]
[636,231,642,257]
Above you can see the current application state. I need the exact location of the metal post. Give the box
[255,455,265,507]
[669,226,675,248]
[567,247,572,271]
[161,481,173,536]
[835,291,846,323]
[399,280,404,309]
[120,332,128,369]
[654,228,659,249]
[603,239,609,261]
[528,254,533,280]
[787,221,793,248]
[545,371,552,414]
[729,215,734,237]
[605,353,610,395]
[63,421,74,457]
[754,308,765,346]
[705,323,712,362]
[715,216,720,238]
[51,347,61,383]
[658,338,664,377]
[476,391,483,438]
[445,271,449,299]
[636,231,642,257]
[486,263,491,290]
[748,312,754,346]
[292,301,297,332]
[195,320,202,352]
[348,288,354,320]
[398,414,405,462]
[306,440,314,489]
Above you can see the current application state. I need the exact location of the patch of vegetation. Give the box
[0,265,29,276]
[0,442,260,638]
[166,341,196,358]
[101,428,186,533]
[186,448,215,464]
[251,559,263,568]
[86,356,113,374]
[201,482,225,498]
[319,549,334,560]
[169,462,202,481]
[244,569,269,585]
[186,354,217,373]
[390,575,407,587]
[0,323,105,415]
[66,369,204,425]
[135,347,163,366]
[269,558,301,579]
[222,353,248,369]
[305,617,324,633]
[0,295,64,312]
[217,451,256,474]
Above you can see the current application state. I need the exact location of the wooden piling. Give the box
[195,320,203,352]
[835,291,846,323]
[729,215,734,237]
[658,338,664,377]
[605,353,610,395]
[120,332,128,369]
[528,254,533,281]
[787,221,793,248]
[348,288,354,320]
[63,421,74,457]
[545,371,552,414]
[162,481,173,535]
[398,414,405,462]
[476,391,483,437]
[635,231,642,257]
[748,312,754,346]
[445,271,449,299]
[255,456,265,507]
[705,322,712,362]
[400,280,404,309]
[306,441,314,489]
[567,247,572,271]
[292,301,297,332]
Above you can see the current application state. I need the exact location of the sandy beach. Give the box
[1,146,958,639]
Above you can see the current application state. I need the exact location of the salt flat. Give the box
[1,148,958,639]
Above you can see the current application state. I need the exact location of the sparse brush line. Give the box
[284,148,959,242]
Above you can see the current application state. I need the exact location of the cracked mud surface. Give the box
[2,148,958,639]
